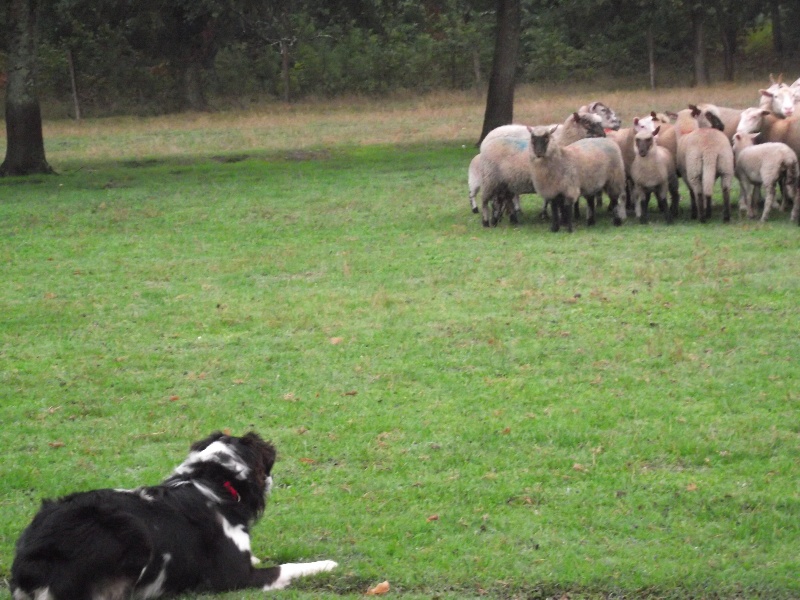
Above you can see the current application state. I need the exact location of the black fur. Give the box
[10,431,292,600]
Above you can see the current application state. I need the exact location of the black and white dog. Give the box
[10,431,337,600]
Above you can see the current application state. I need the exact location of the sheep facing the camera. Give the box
[731,132,800,224]
[674,106,734,222]
[527,125,626,233]
[478,112,606,227]
[630,126,680,224]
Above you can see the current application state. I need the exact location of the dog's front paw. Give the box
[262,560,338,591]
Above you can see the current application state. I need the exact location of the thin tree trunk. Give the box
[692,10,709,87]
[478,0,520,144]
[281,40,290,103]
[1,0,52,176]
[67,48,81,121]
[473,47,482,97]
[771,0,783,55]
[647,25,655,91]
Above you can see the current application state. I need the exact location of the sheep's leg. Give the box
[540,199,550,220]
[512,194,522,215]
[657,191,672,224]
[573,199,581,220]
[760,183,776,222]
[640,191,650,224]
[745,182,758,219]
[689,189,698,220]
[562,198,574,233]
[668,178,680,218]
[778,172,787,211]
[585,194,596,226]
[612,191,625,226]
[721,182,731,223]
[550,196,562,233]
[481,193,492,228]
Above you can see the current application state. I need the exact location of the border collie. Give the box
[10,431,337,599]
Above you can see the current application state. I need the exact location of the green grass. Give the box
[1,134,799,600]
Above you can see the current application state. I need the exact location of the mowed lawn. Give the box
[1,86,799,599]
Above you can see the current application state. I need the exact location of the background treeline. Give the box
[1,0,799,117]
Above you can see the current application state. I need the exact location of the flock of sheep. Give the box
[469,75,800,232]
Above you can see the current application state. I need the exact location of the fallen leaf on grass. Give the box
[572,463,588,472]
[343,390,358,396]
[48,441,65,449]
[330,337,344,345]
[426,514,439,522]
[686,483,698,492]
[366,581,390,595]
[299,457,316,464]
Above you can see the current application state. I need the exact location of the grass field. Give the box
[1,83,799,599]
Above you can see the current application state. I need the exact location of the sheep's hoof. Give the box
[587,217,595,227]
[550,224,560,233]
[472,207,479,214]
[510,212,519,225]
[482,219,490,228]
[613,216,622,226]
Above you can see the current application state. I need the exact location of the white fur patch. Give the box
[172,441,251,481]
[219,515,252,555]
[192,481,221,503]
[13,588,50,600]
[133,553,171,600]
[262,560,338,591]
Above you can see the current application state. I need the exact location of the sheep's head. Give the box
[759,86,795,118]
[575,112,606,138]
[581,101,622,131]
[736,107,770,135]
[731,132,758,154]
[634,127,658,157]
[528,125,557,158]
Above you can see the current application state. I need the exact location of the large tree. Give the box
[1,0,52,176]
[478,0,520,144]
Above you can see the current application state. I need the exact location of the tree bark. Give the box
[478,0,520,145]
[771,0,783,55]
[67,48,81,121]
[646,25,655,91]
[691,9,709,87]
[1,0,52,176]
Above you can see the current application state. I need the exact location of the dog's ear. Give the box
[241,432,277,473]
[190,431,227,452]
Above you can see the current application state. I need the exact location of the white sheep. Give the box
[694,103,743,140]
[731,132,800,223]
[759,85,796,118]
[674,106,735,222]
[477,112,606,227]
[630,126,679,224]
[634,112,678,165]
[527,125,626,232]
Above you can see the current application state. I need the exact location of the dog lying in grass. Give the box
[10,431,337,599]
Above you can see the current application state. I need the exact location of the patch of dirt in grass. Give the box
[210,153,250,163]
[283,149,331,161]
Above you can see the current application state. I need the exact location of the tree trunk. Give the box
[67,48,81,121]
[1,0,52,176]
[183,60,208,111]
[691,10,709,87]
[281,40,291,103]
[721,26,736,82]
[472,47,482,97]
[646,24,655,91]
[478,0,520,145]
[771,0,783,55]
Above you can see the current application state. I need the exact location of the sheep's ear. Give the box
[572,112,581,123]
[733,133,741,141]
[549,124,559,135]
[759,89,774,98]
[633,117,640,125]
[761,110,770,116]
[748,133,759,142]
[653,125,660,136]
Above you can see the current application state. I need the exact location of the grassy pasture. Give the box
[1,83,799,599]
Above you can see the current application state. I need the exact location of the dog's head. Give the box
[169,431,276,522]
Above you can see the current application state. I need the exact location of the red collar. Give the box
[223,481,240,501]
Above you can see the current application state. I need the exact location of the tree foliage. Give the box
[2,0,799,118]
